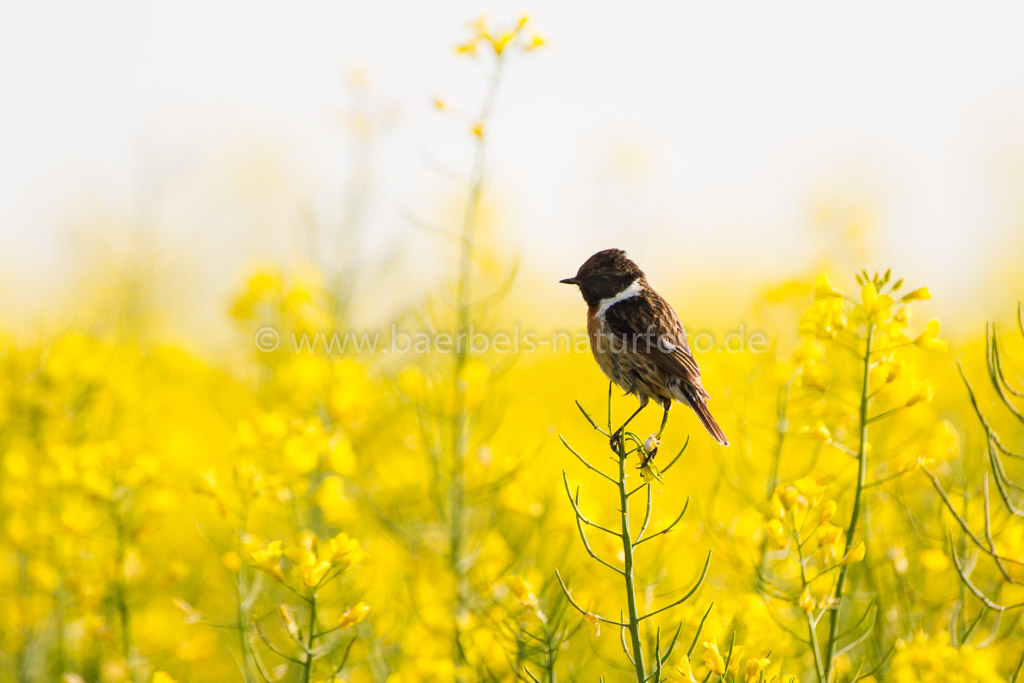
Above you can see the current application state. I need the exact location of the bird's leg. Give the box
[640,408,670,468]
[609,403,647,454]
[656,407,670,440]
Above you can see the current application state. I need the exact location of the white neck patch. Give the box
[596,279,642,317]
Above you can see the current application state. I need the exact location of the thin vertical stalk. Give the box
[560,396,706,681]
[756,381,791,575]
[542,615,558,683]
[767,381,791,497]
[54,579,67,681]
[794,513,825,681]
[15,552,29,683]
[449,54,506,672]
[824,324,874,679]
[301,591,318,683]
[616,438,647,682]
[235,511,255,683]
[112,506,135,682]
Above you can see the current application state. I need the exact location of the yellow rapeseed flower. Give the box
[327,532,366,569]
[914,319,948,351]
[799,587,815,614]
[841,541,866,566]
[279,604,300,637]
[776,486,799,510]
[250,540,284,580]
[668,656,698,681]
[813,273,842,300]
[221,551,242,573]
[283,434,321,474]
[923,420,959,464]
[799,421,832,445]
[745,656,770,682]
[338,602,370,629]
[885,362,902,384]
[818,523,842,547]
[766,518,787,549]
[901,287,931,302]
[316,476,353,523]
[507,575,541,613]
[800,361,831,392]
[327,435,356,475]
[727,646,745,676]
[300,560,332,587]
[905,382,934,407]
[397,365,425,400]
[703,637,726,675]
[920,549,949,572]
[793,476,823,501]
[791,338,824,364]
[861,282,878,310]
[818,500,837,526]
[27,560,60,592]
[470,14,488,36]
[489,31,515,55]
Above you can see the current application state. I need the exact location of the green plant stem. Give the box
[544,627,557,683]
[236,512,255,683]
[793,513,825,682]
[824,324,874,680]
[302,591,318,683]
[452,56,507,675]
[756,381,791,575]
[112,507,135,683]
[616,438,647,682]
[448,54,506,674]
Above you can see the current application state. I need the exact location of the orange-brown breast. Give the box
[587,306,627,389]
[587,304,678,408]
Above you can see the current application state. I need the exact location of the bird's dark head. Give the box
[560,249,646,306]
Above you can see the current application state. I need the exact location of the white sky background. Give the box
[2,1,1024,336]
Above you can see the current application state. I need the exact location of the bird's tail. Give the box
[692,400,729,446]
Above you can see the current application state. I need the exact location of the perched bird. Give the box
[560,249,729,449]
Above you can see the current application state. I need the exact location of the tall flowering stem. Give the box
[447,45,501,672]
[557,384,710,683]
[822,322,872,678]
[787,270,944,680]
[441,16,542,670]
[244,530,368,682]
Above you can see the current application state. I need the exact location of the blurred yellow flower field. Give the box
[3,10,1024,683]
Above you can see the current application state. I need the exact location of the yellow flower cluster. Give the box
[246,531,365,588]
[455,15,544,58]
[5,5,1018,680]
[889,632,1004,683]
[0,262,1015,681]
[13,251,1022,682]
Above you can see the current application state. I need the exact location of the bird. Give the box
[560,248,729,452]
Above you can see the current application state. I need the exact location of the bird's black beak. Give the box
[559,277,579,285]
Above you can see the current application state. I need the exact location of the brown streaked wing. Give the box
[603,291,702,382]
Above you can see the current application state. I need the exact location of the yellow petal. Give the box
[901,287,931,302]
[813,273,842,300]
